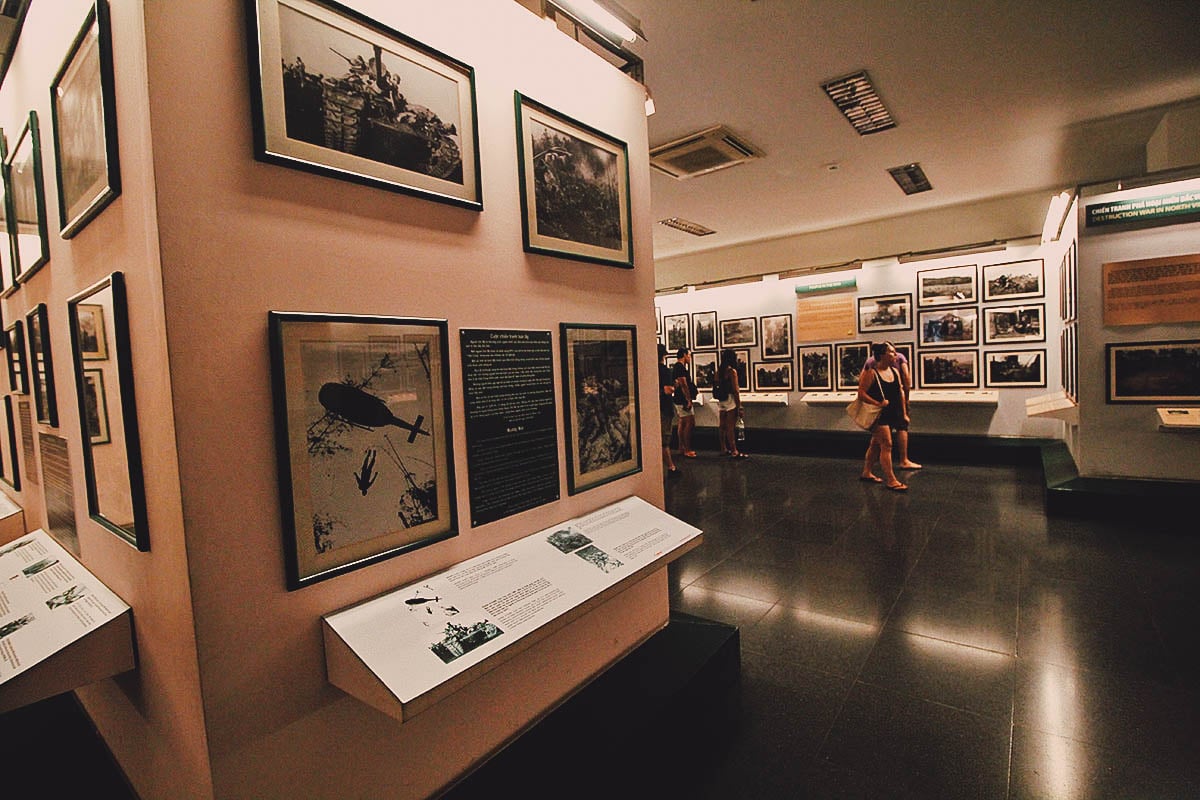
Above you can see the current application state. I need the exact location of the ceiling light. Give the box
[821,71,896,135]
[658,217,716,236]
[888,162,932,195]
[1041,190,1073,243]
[549,0,644,43]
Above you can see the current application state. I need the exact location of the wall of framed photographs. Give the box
[1,1,662,799]
[655,241,1072,439]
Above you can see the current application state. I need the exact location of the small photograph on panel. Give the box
[547,527,593,554]
[575,544,623,573]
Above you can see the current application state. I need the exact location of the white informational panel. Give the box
[324,496,701,721]
[1157,407,1200,430]
[0,530,134,712]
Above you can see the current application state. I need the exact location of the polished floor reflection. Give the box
[665,453,1200,799]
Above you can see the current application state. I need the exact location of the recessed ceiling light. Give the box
[888,163,932,195]
[821,71,896,136]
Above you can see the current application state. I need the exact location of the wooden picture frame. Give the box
[560,323,640,495]
[663,312,689,352]
[516,93,632,267]
[797,344,833,391]
[719,316,757,349]
[759,313,793,359]
[857,293,913,333]
[6,111,50,284]
[835,342,870,390]
[982,259,1043,303]
[26,303,58,426]
[918,306,979,347]
[753,360,793,392]
[917,263,977,307]
[82,368,111,445]
[983,303,1044,345]
[76,302,108,359]
[691,310,717,350]
[246,0,482,209]
[918,349,979,389]
[50,0,122,239]
[984,349,1046,388]
[1105,339,1200,403]
[268,311,457,588]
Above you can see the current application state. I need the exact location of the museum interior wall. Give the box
[2,0,663,798]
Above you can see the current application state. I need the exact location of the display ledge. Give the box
[1157,407,1200,430]
[0,530,135,714]
[1026,391,1079,423]
[703,392,789,406]
[802,390,999,406]
[0,493,24,545]
[323,496,702,724]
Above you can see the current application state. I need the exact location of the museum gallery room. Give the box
[0,1,1198,798]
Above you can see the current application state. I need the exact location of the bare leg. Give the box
[861,439,881,481]
[896,430,921,469]
[877,428,905,489]
[680,416,696,454]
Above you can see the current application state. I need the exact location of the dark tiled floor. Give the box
[664,452,1200,799]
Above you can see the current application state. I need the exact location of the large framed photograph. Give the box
[983,259,1043,303]
[760,313,793,359]
[983,303,1044,344]
[917,263,977,307]
[516,93,632,267]
[246,0,481,209]
[76,302,108,360]
[984,349,1046,388]
[1105,339,1200,403]
[691,310,717,350]
[919,349,979,389]
[797,344,833,391]
[82,369,111,445]
[268,312,457,588]
[560,323,640,494]
[5,320,27,394]
[6,111,50,284]
[26,304,58,426]
[50,0,121,239]
[692,350,718,390]
[918,306,978,347]
[719,316,757,349]
[753,360,793,392]
[835,342,870,391]
[0,132,14,295]
[857,293,912,333]
[663,313,689,352]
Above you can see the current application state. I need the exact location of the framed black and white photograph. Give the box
[5,320,27,394]
[655,305,662,335]
[692,351,718,390]
[82,369,110,445]
[560,323,640,494]
[26,304,58,426]
[753,360,793,392]
[0,131,14,295]
[2,396,17,491]
[797,344,833,391]
[246,0,481,209]
[983,259,1043,303]
[1062,324,1078,401]
[731,349,750,390]
[719,316,757,349]
[919,349,979,389]
[984,349,1046,388]
[663,313,689,352]
[268,312,456,588]
[857,293,912,333]
[1105,339,1200,403]
[917,263,977,307]
[835,342,870,391]
[983,303,1044,344]
[6,111,50,284]
[75,302,108,359]
[692,310,717,350]
[918,306,978,347]
[517,93,632,267]
[50,0,121,239]
[760,313,793,359]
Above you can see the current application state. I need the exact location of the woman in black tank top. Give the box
[856,342,909,491]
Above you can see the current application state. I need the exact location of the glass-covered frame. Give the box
[5,110,50,284]
[26,303,58,426]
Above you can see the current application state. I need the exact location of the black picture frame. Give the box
[50,0,121,239]
[67,272,149,550]
[516,93,632,267]
[982,259,1043,303]
[984,349,1046,388]
[0,129,16,296]
[268,311,457,589]
[560,323,640,494]
[5,319,27,393]
[753,360,793,392]
[857,293,913,334]
[82,368,111,445]
[1105,339,1200,403]
[692,350,718,390]
[1,395,18,491]
[760,313,793,360]
[731,349,750,390]
[25,303,58,426]
[5,111,50,284]
[663,312,689,352]
[835,342,870,390]
[691,310,717,350]
[797,344,833,391]
[245,0,482,209]
[918,349,979,389]
[918,306,979,347]
[983,303,1045,345]
[916,263,977,308]
[719,316,757,349]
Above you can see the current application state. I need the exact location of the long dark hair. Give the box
[720,348,738,370]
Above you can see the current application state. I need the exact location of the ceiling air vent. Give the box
[822,71,896,136]
[658,217,716,236]
[888,162,932,195]
[650,125,763,179]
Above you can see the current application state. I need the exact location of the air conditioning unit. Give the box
[650,125,763,179]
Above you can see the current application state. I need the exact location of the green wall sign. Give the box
[1086,190,1200,227]
[794,278,857,295]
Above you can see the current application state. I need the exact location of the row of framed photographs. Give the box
[659,310,793,357]
[247,0,634,268]
[915,260,1045,308]
[1,1,121,293]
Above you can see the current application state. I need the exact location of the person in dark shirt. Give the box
[672,347,698,458]
[658,343,680,477]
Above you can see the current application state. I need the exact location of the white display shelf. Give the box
[802,390,998,406]
[704,392,789,406]
[1026,391,1079,423]
[323,496,701,724]
[1157,407,1200,430]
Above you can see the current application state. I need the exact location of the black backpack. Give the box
[713,374,729,401]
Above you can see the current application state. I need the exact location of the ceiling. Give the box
[611,0,1200,266]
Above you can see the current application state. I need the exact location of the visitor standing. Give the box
[673,347,698,458]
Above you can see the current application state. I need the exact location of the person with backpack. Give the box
[714,348,747,458]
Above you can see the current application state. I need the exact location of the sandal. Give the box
[885,482,908,492]
[733,452,749,459]
[683,451,697,458]
[859,475,883,483]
